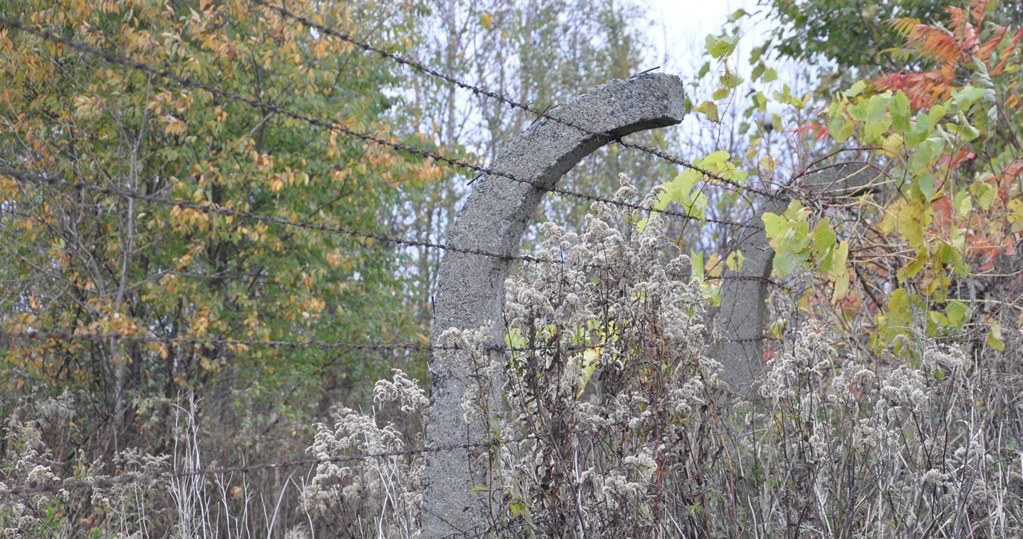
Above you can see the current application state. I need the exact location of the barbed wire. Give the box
[0,17,761,231]
[0,329,441,354]
[0,329,618,354]
[0,166,571,267]
[706,274,790,291]
[2,167,791,287]
[251,0,783,203]
[0,434,541,499]
[0,326,773,354]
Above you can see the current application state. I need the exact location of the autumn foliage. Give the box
[878,0,1023,108]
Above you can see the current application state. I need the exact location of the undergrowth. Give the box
[3,178,1021,537]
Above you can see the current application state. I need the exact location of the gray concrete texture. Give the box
[422,73,686,537]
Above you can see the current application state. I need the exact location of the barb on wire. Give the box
[0,434,540,499]
[0,17,761,231]
[251,0,783,203]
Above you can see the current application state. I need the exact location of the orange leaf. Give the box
[968,0,988,26]
[992,28,1023,76]
[1004,159,1023,182]
[976,26,1007,61]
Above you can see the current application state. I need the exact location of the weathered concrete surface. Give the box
[714,163,882,395]
[422,74,686,538]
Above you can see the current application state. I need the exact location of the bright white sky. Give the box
[644,0,759,75]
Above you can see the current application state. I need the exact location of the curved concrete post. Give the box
[714,163,881,395]
[422,74,685,537]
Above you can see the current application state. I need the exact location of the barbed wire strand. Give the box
[0,329,441,353]
[0,17,761,231]
[0,328,770,354]
[251,0,784,203]
[2,166,792,292]
[0,434,541,499]
[0,166,578,267]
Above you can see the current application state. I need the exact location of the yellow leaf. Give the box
[1008,198,1023,232]
[705,253,723,278]
[199,357,219,372]
[725,250,745,272]
[270,174,284,192]
[880,133,905,157]
[163,114,186,135]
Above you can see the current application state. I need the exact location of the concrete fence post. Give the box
[712,163,880,395]
[422,74,686,537]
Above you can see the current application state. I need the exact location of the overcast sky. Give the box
[645,0,759,75]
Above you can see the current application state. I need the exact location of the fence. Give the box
[0,3,875,537]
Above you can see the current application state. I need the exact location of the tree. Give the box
[396,0,674,325]
[0,0,436,492]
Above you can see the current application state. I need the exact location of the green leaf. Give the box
[950,85,988,113]
[891,91,911,133]
[763,201,812,277]
[505,328,527,349]
[945,119,980,142]
[727,8,748,22]
[863,94,892,142]
[720,70,744,89]
[773,249,801,276]
[954,189,972,216]
[811,217,836,254]
[896,201,929,248]
[751,62,765,82]
[821,240,849,277]
[987,320,1006,351]
[927,104,948,127]
[907,111,932,146]
[845,80,867,98]
[750,44,767,64]
[1008,198,1023,232]
[884,288,916,339]
[935,243,969,277]
[703,151,730,166]
[945,300,971,329]
[509,501,530,518]
[908,138,944,173]
[762,212,789,241]
[916,172,935,202]
[705,33,739,60]
[697,61,711,79]
[753,91,768,112]
[828,113,854,143]
[971,181,997,210]
[690,250,704,283]
[658,169,708,219]
[832,267,850,302]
